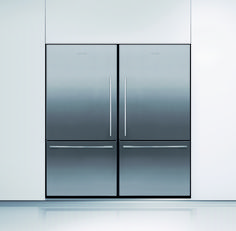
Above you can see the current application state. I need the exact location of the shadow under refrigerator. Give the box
[46,44,190,198]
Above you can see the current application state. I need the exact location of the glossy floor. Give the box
[0,201,236,231]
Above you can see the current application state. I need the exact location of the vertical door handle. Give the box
[124,76,127,136]
[109,76,112,136]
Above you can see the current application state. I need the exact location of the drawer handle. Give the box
[122,145,188,149]
[49,145,114,149]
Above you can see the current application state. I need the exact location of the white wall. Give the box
[0,0,45,200]
[46,0,190,43]
[191,0,236,199]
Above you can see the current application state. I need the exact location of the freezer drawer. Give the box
[46,141,117,196]
[46,45,117,140]
[119,141,190,196]
[119,45,190,140]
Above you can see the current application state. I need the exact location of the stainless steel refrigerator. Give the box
[46,44,190,197]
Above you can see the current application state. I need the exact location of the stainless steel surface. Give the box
[46,45,117,140]
[46,44,191,197]
[49,145,114,149]
[109,76,112,136]
[47,141,117,196]
[120,141,190,196]
[123,145,188,149]
[119,45,190,140]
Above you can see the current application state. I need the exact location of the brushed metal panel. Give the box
[119,45,190,140]
[47,141,117,196]
[120,141,190,196]
[46,45,117,140]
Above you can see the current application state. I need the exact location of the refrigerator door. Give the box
[46,45,117,140]
[47,141,117,196]
[119,141,190,196]
[119,45,190,140]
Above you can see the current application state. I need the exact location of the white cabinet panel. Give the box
[191,0,236,200]
[0,0,45,200]
[46,0,190,43]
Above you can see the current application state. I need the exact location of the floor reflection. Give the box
[0,201,235,231]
